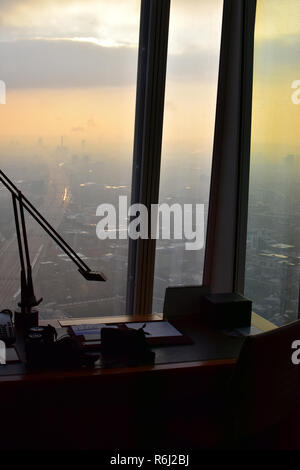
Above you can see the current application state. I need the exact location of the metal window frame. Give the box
[203,0,257,294]
[234,0,257,293]
[126,0,170,315]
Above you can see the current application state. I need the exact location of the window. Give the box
[245,0,300,325]
[1,1,242,321]
[0,1,140,319]
[152,0,223,313]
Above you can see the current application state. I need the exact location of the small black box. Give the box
[202,293,252,329]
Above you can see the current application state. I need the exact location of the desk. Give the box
[0,313,275,450]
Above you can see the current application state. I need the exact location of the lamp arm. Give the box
[0,170,90,272]
[0,170,106,280]
[11,193,26,274]
[0,170,106,281]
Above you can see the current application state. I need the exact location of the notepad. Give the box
[68,321,193,348]
[125,321,183,337]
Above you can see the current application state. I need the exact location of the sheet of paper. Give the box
[125,321,183,337]
[71,324,118,336]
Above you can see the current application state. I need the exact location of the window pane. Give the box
[153,0,223,313]
[245,0,300,325]
[0,1,140,320]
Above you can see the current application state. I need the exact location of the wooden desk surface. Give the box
[0,312,275,383]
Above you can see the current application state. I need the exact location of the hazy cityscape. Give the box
[0,139,210,320]
[245,154,300,326]
[0,141,298,326]
[0,0,223,320]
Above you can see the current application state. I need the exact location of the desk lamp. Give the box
[0,169,106,332]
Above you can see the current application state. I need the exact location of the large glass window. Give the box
[0,1,140,320]
[153,0,223,313]
[245,0,300,325]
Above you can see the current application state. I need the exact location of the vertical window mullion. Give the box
[234,0,257,293]
[126,0,170,315]
[203,0,256,294]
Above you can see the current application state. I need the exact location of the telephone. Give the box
[0,309,16,345]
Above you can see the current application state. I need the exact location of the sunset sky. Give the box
[0,0,299,161]
[251,0,300,160]
[0,0,140,155]
[0,0,221,160]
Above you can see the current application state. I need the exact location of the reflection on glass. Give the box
[245,0,300,325]
[153,0,223,313]
[0,1,140,319]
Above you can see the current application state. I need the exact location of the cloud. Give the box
[167,50,219,82]
[0,38,218,89]
[0,0,140,46]
[0,39,138,88]
[0,0,221,90]
[254,35,300,78]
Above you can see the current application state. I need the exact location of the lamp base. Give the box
[14,309,39,334]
